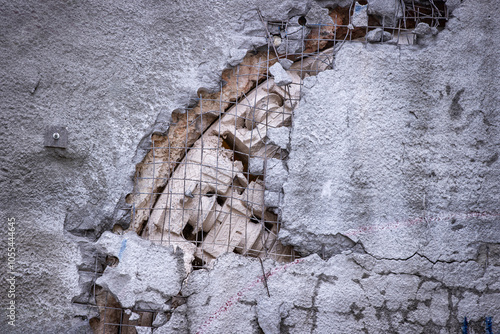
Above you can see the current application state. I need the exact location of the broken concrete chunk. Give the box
[277,18,310,54]
[414,22,432,36]
[257,296,282,334]
[152,312,169,328]
[265,190,282,208]
[228,48,248,67]
[267,126,290,150]
[279,58,293,70]
[305,2,334,25]
[352,2,368,27]
[125,309,141,321]
[249,157,265,175]
[265,158,288,191]
[95,231,184,310]
[367,0,403,27]
[153,304,188,334]
[366,28,392,43]
[269,62,292,86]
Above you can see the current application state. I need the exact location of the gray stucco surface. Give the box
[281,0,500,263]
[0,0,325,332]
[0,0,498,333]
[176,252,499,333]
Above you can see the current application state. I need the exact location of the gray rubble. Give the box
[367,0,403,27]
[95,231,185,310]
[269,62,293,86]
[267,126,290,150]
[366,28,392,42]
[265,158,289,192]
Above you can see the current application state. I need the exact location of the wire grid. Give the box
[83,2,449,332]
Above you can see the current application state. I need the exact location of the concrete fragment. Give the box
[153,304,189,334]
[264,190,282,208]
[367,0,403,27]
[305,2,334,25]
[269,62,292,86]
[267,126,290,150]
[279,58,294,70]
[125,309,141,321]
[265,158,288,191]
[257,297,281,334]
[228,48,248,67]
[366,28,392,42]
[152,312,169,327]
[249,157,265,175]
[135,327,153,334]
[277,17,311,54]
[95,231,185,310]
[352,2,368,27]
[414,22,432,36]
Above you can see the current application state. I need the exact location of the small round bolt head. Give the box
[53,132,60,140]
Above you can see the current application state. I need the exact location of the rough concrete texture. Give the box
[269,63,293,86]
[366,28,393,42]
[282,0,500,263]
[1,0,497,333]
[95,231,185,310]
[0,0,345,332]
[267,126,291,150]
[179,253,499,333]
[367,0,403,27]
[265,159,289,192]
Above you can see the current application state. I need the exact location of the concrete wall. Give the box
[0,0,498,333]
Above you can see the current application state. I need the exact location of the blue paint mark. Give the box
[485,317,493,334]
[354,3,365,13]
[118,239,127,260]
[461,317,468,334]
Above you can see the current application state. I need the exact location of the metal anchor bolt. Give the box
[53,132,60,140]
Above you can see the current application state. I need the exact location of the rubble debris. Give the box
[249,157,265,175]
[152,312,169,328]
[352,2,369,27]
[269,62,293,86]
[267,126,290,150]
[95,231,185,310]
[279,58,293,70]
[264,190,282,208]
[304,1,334,26]
[228,48,248,67]
[125,309,140,321]
[413,22,434,36]
[134,51,334,270]
[367,0,403,27]
[153,304,188,334]
[265,158,288,192]
[277,16,311,55]
[366,28,392,42]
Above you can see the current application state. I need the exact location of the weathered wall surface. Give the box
[181,252,499,334]
[281,0,500,260]
[0,0,326,332]
[0,0,498,333]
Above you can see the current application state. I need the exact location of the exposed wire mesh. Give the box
[79,2,449,332]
